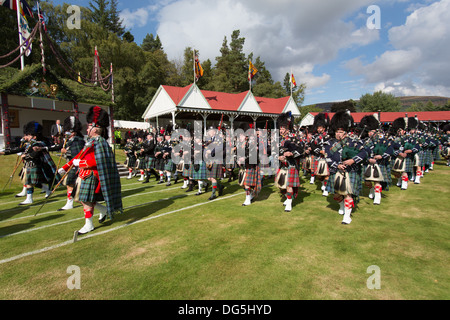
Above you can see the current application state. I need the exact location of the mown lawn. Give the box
[0,151,449,300]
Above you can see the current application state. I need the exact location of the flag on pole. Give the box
[37,1,47,31]
[248,60,258,80]
[18,0,32,56]
[194,52,203,81]
[0,0,33,17]
[291,73,297,87]
[95,47,101,69]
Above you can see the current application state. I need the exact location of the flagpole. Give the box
[193,49,196,85]
[249,60,251,92]
[290,69,293,97]
[16,0,24,70]
[37,1,45,74]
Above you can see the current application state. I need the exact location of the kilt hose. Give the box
[243,165,262,196]
[276,165,300,198]
[207,163,223,179]
[192,162,207,180]
[73,175,104,203]
[327,169,363,204]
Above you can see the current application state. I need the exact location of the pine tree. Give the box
[108,0,125,36]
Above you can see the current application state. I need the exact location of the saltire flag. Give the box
[248,60,258,80]
[194,53,203,81]
[0,0,34,17]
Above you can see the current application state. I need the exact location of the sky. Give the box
[47,0,450,106]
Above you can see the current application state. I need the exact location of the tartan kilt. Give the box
[74,175,104,203]
[404,157,414,173]
[63,167,78,187]
[192,161,207,180]
[137,157,146,170]
[126,156,136,168]
[423,149,432,166]
[415,151,424,167]
[24,164,45,185]
[327,170,362,196]
[164,159,175,172]
[154,158,165,171]
[277,166,300,188]
[183,163,193,177]
[432,147,440,161]
[243,165,262,196]
[311,156,319,173]
[207,163,223,179]
[146,157,156,170]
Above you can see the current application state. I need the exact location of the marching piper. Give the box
[326,110,368,225]
[360,114,394,205]
[58,116,86,211]
[58,106,122,235]
[274,113,303,212]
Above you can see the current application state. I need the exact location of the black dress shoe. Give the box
[208,195,217,200]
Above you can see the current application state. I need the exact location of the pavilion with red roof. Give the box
[142,83,301,131]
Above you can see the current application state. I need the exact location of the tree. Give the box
[358,91,401,112]
[108,0,125,36]
[141,34,162,52]
[331,100,357,113]
[89,0,110,31]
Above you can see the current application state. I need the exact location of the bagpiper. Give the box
[134,130,147,181]
[237,124,261,207]
[58,116,86,211]
[1,121,58,205]
[309,113,331,196]
[205,127,225,200]
[440,123,450,166]
[326,110,368,225]
[58,106,122,235]
[390,116,419,190]
[123,131,137,179]
[274,113,303,212]
[360,114,394,205]
[142,132,158,183]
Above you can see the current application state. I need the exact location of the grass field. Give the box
[0,151,449,300]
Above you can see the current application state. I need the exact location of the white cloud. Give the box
[120,8,150,29]
[154,0,378,90]
[345,0,450,96]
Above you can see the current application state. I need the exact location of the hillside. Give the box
[307,96,450,111]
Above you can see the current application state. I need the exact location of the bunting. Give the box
[0,0,34,17]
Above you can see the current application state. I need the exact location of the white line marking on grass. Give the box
[0,193,195,239]
[0,185,182,224]
[0,191,245,265]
